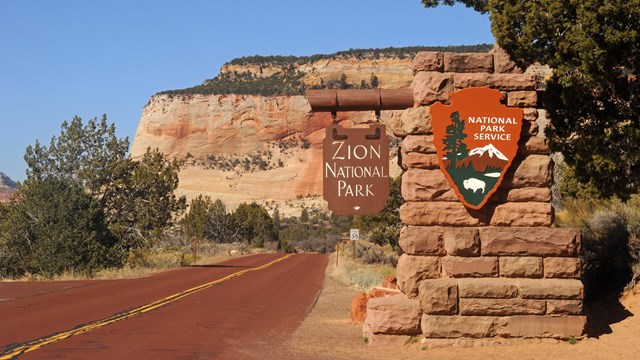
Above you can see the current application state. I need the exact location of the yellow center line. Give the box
[0,254,294,359]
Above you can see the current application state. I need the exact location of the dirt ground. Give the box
[270,266,640,360]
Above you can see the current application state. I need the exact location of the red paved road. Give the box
[0,253,328,359]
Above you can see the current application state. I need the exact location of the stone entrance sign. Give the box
[431,87,523,209]
[323,124,389,215]
[362,48,585,346]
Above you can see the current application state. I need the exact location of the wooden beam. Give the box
[306,89,414,112]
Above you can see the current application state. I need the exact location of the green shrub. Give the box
[227,44,493,66]
[160,45,493,97]
[353,241,398,266]
[0,178,123,278]
[556,194,640,297]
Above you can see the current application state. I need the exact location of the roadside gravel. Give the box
[269,264,640,360]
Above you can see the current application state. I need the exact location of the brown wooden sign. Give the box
[323,124,390,215]
[431,87,523,209]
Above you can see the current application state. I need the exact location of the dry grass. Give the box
[328,251,396,292]
[3,242,269,282]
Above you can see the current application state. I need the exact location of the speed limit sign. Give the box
[350,229,360,241]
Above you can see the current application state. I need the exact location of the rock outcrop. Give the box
[222,57,414,89]
[0,172,17,203]
[131,93,408,214]
[130,54,420,214]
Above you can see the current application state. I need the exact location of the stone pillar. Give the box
[363,45,585,346]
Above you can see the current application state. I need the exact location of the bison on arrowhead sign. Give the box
[431,87,523,209]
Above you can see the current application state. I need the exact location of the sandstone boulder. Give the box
[396,106,432,136]
[491,187,552,203]
[443,228,480,256]
[350,292,370,324]
[401,169,457,202]
[480,227,580,257]
[413,72,454,106]
[453,73,488,89]
[443,53,493,73]
[487,74,536,90]
[508,315,586,339]
[517,279,584,300]
[441,256,498,278]
[350,287,401,324]
[518,136,550,155]
[401,153,440,170]
[364,295,422,335]
[396,254,441,297]
[401,135,436,154]
[398,226,445,256]
[499,257,543,278]
[507,91,537,107]
[522,118,540,137]
[544,257,582,278]
[418,279,458,315]
[459,298,546,316]
[422,315,508,338]
[381,275,398,290]
[523,108,538,121]
[400,202,489,227]
[491,44,523,74]
[490,202,553,227]
[505,155,553,188]
[457,278,519,299]
[413,51,444,73]
[546,300,583,315]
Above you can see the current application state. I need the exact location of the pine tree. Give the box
[370,73,379,88]
[338,73,349,89]
[442,111,468,170]
[423,0,640,199]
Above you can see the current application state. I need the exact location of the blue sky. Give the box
[0,0,493,181]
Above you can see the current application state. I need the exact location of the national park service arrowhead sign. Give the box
[431,87,523,210]
[323,124,389,215]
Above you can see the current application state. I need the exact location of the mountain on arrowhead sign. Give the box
[431,87,523,210]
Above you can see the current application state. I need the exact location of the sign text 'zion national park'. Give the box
[323,124,389,215]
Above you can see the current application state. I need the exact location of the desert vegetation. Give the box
[179,136,313,173]
[227,44,493,66]
[0,112,404,280]
[182,174,403,261]
[0,116,187,279]
[330,251,397,292]
[159,44,493,97]
[556,195,640,297]
[160,67,307,97]
[424,0,640,297]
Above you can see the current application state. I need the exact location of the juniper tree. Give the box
[23,116,185,251]
[443,111,468,170]
[422,0,640,199]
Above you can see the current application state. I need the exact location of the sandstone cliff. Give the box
[221,57,414,89]
[131,93,407,215]
[131,46,492,215]
[0,172,17,203]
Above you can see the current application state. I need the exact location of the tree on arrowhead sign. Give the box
[431,87,523,209]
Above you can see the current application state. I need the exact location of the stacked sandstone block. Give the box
[363,46,586,346]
